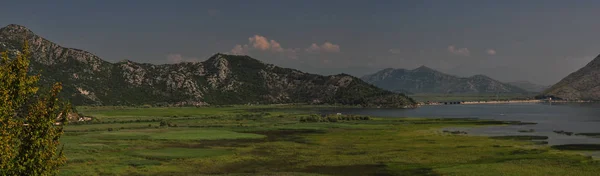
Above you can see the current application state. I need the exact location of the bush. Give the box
[160,120,170,127]
[299,116,307,122]
[308,114,321,122]
[299,114,371,123]
[326,115,339,122]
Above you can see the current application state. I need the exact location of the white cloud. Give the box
[305,43,321,53]
[167,54,199,63]
[249,35,271,50]
[305,42,341,53]
[238,35,289,53]
[486,49,496,55]
[228,35,340,60]
[229,44,248,55]
[321,42,340,52]
[227,35,299,60]
[269,39,284,52]
[447,45,470,56]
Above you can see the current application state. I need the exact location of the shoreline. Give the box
[441,125,600,159]
[419,99,593,106]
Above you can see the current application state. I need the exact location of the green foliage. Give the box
[299,114,371,123]
[0,41,70,175]
[159,120,172,127]
[326,115,339,122]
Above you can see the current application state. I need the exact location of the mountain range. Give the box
[543,54,600,100]
[0,24,415,107]
[361,66,528,94]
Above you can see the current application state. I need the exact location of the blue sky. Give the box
[2,0,600,85]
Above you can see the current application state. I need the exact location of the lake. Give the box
[321,103,600,147]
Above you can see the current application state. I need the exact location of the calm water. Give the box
[321,103,600,146]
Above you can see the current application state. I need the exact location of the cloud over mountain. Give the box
[447,45,470,56]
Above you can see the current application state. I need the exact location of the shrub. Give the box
[160,120,170,127]
[299,114,371,123]
[299,116,307,122]
[326,115,339,122]
[307,114,321,122]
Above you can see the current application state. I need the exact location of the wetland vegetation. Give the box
[58,105,600,176]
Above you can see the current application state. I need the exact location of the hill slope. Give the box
[543,54,600,100]
[0,24,416,107]
[361,66,527,94]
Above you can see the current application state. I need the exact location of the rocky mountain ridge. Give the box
[0,24,416,107]
[543,54,600,100]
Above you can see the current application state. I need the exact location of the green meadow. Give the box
[59,106,600,176]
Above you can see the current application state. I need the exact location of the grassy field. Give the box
[59,106,600,175]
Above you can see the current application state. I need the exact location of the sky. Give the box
[2,0,600,85]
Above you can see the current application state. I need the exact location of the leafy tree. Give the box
[0,41,70,175]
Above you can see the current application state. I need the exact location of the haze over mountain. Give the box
[0,24,415,107]
[543,54,600,100]
[361,66,527,94]
[506,81,548,93]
